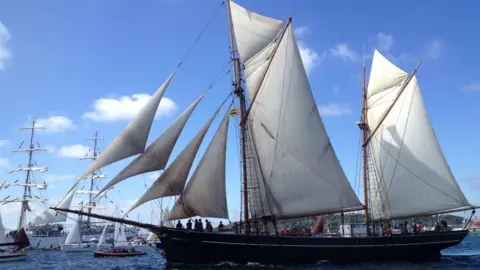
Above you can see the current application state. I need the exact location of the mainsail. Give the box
[127,105,223,213]
[366,50,470,220]
[81,70,176,178]
[230,0,362,219]
[97,92,206,195]
[167,113,230,220]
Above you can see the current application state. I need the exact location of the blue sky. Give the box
[0,0,479,229]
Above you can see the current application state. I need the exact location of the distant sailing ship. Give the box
[54,0,477,265]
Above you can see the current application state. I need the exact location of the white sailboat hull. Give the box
[0,251,26,262]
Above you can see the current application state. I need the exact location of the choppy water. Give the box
[3,234,480,270]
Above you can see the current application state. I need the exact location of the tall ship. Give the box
[1,119,69,250]
[54,0,477,265]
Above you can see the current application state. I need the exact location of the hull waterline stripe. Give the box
[169,238,460,248]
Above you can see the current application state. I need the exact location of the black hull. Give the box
[158,228,468,265]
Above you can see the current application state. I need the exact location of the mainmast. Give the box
[358,60,370,234]
[81,132,103,224]
[14,119,47,230]
[226,0,249,227]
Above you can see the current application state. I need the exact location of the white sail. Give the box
[114,223,128,247]
[64,218,82,244]
[239,20,361,219]
[98,92,206,195]
[167,113,230,220]
[30,184,77,225]
[97,223,108,250]
[229,0,284,63]
[0,213,5,244]
[146,232,158,242]
[81,70,176,178]
[367,50,408,98]
[366,70,470,220]
[127,105,222,214]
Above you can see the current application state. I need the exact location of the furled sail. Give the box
[81,70,176,178]
[229,0,284,63]
[167,113,230,220]
[234,8,361,219]
[366,54,470,219]
[64,218,82,244]
[30,184,77,225]
[97,92,206,195]
[127,105,223,214]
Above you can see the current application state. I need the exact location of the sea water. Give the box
[3,233,480,270]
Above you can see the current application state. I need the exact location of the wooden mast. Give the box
[360,60,370,234]
[226,0,249,227]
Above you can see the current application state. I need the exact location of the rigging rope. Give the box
[176,1,226,68]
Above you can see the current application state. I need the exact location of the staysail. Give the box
[30,184,77,225]
[366,50,470,220]
[81,70,176,178]
[231,0,362,219]
[127,105,223,214]
[114,222,128,247]
[167,113,230,220]
[97,92,206,195]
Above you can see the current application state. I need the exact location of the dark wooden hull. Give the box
[93,251,146,258]
[157,228,468,265]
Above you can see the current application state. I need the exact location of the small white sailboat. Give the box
[60,218,95,252]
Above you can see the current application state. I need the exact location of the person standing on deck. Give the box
[218,221,224,230]
[198,219,204,231]
[205,220,213,232]
[186,219,193,230]
[176,220,183,229]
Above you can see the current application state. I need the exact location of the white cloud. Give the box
[329,43,359,61]
[58,144,90,158]
[43,174,77,183]
[425,39,444,60]
[368,32,409,63]
[0,157,9,167]
[36,116,75,133]
[294,26,311,38]
[0,140,10,147]
[319,103,352,117]
[461,81,480,92]
[45,144,56,154]
[298,42,324,74]
[83,94,177,122]
[0,21,11,71]
[370,32,393,53]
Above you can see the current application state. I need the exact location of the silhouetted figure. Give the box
[440,219,448,231]
[198,219,204,231]
[434,222,441,232]
[194,219,200,231]
[218,221,224,230]
[186,219,193,230]
[205,220,213,232]
[176,220,183,229]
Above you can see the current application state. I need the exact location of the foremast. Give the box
[9,119,48,230]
